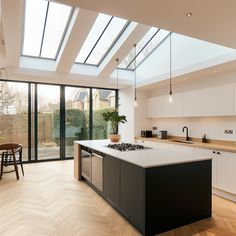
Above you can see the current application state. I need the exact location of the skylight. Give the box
[75,13,129,66]
[22,0,73,60]
[119,28,170,70]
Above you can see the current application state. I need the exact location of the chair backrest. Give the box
[0,143,22,151]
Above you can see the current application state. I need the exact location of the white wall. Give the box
[152,117,236,141]
[134,90,152,137]
[119,86,135,142]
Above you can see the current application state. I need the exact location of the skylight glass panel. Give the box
[22,0,72,59]
[75,14,128,65]
[120,29,170,70]
[119,27,159,69]
[23,0,48,57]
[86,17,128,65]
[40,2,71,58]
[75,14,112,63]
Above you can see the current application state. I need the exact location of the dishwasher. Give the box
[91,152,103,192]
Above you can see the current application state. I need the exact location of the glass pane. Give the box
[23,0,48,57]
[86,17,127,65]
[119,27,159,69]
[65,87,90,157]
[37,85,60,160]
[40,2,72,59]
[133,29,170,68]
[92,89,116,139]
[75,14,112,63]
[0,82,28,161]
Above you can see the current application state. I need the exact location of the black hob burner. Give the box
[107,143,145,152]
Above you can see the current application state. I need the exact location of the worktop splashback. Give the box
[152,116,236,141]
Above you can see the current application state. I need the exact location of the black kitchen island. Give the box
[74,140,212,236]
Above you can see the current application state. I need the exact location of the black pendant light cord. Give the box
[134,44,137,102]
[116,58,119,108]
[116,58,119,91]
[169,32,172,96]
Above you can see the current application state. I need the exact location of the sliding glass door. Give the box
[0,80,117,162]
[37,84,60,160]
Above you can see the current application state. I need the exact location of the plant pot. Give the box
[109,134,121,143]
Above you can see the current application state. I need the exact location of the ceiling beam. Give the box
[1,0,24,67]
[98,23,150,78]
[56,8,98,73]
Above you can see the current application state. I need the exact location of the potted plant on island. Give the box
[102,107,127,142]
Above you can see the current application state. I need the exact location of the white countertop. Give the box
[75,140,212,168]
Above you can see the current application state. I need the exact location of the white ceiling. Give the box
[1,0,236,89]
[57,0,236,49]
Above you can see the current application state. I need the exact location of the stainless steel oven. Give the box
[81,148,92,182]
[91,152,103,192]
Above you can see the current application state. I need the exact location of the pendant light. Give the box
[134,44,138,107]
[169,32,173,103]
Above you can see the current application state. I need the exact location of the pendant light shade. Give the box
[169,32,173,103]
[134,44,138,107]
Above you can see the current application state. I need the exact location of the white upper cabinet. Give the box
[182,90,202,117]
[147,94,182,118]
[201,84,234,116]
[147,83,235,118]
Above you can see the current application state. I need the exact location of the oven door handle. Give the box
[92,153,103,159]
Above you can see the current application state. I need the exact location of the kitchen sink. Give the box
[169,139,194,144]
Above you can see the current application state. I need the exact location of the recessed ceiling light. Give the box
[186,12,192,17]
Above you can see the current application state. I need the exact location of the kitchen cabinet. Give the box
[217,151,236,195]
[147,83,235,118]
[201,85,234,116]
[194,147,236,195]
[120,161,145,230]
[147,94,182,118]
[182,90,202,117]
[103,154,120,207]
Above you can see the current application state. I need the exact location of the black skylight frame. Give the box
[75,19,131,67]
[119,29,171,71]
[21,1,74,60]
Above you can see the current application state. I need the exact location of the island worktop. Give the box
[75,139,212,168]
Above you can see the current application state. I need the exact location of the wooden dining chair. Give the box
[0,143,24,180]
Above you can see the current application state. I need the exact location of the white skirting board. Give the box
[213,188,236,203]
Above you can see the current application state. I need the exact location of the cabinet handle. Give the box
[212,151,216,154]
[217,152,221,155]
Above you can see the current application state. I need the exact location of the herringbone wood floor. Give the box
[0,161,236,236]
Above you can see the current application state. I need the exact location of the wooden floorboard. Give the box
[0,161,236,236]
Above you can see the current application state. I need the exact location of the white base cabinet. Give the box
[194,148,236,195]
[217,151,236,195]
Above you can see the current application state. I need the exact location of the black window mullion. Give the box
[39,2,50,57]
[84,17,113,64]
[28,83,31,162]
[35,84,38,161]
[60,86,65,158]
[89,88,93,140]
